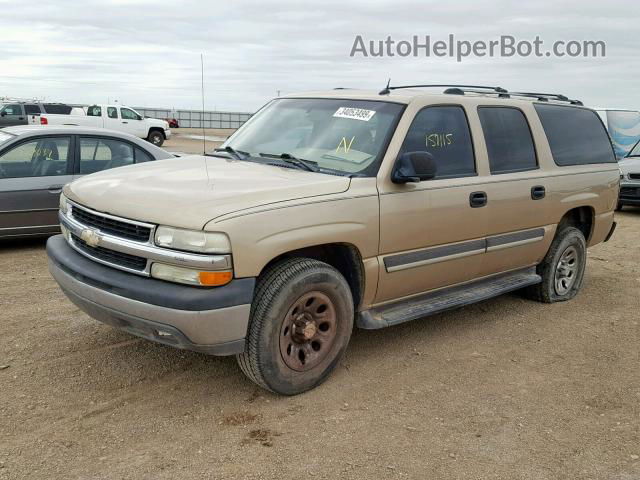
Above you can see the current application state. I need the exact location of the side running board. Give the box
[357,267,541,330]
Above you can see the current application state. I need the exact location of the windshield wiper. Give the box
[212,146,249,160]
[258,152,318,172]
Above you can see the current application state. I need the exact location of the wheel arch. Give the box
[258,243,366,310]
[147,127,166,139]
[557,206,595,243]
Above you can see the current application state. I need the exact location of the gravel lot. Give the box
[1,149,638,478]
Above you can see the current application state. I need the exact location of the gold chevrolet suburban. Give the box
[47,85,619,395]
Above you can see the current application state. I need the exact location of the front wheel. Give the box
[147,130,164,147]
[237,258,354,395]
[525,226,587,303]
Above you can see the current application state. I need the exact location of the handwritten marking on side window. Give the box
[426,133,453,148]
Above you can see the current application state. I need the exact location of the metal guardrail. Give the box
[133,107,252,129]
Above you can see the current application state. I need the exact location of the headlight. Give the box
[151,263,232,287]
[155,226,231,254]
[59,193,71,216]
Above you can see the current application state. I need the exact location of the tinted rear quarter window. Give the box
[24,104,41,115]
[44,104,72,114]
[401,105,476,179]
[478,107,537,174]
[535,104,615,166]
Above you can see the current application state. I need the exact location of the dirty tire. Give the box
[237,258,354,395]
[147,130,164,147]
[525,226,587,303]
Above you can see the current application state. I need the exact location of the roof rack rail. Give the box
[377,83,583,105]
[509,91,583,106]
[379,84,507,95]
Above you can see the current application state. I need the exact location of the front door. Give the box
[0,135,74,237]
[120,107,147,138]
[0,104,25,127]
[376,105,489,304]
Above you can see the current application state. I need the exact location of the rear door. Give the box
[0,104,25,127]
[0,135,74,238]
[475,106,553,276]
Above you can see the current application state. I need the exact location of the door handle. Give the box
[469,191,487,208]
[19,117,24,120]
[122,121,128,124]
[48,185,63,194]
[531,185,546,200]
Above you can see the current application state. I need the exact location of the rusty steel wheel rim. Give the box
[279,291,338,372]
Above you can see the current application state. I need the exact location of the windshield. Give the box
[221,98,405,176]
[628,139,640,157]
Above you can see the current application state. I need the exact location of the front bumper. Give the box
[619,182,640,205]
[164,128,172,140]
[47,235,254,355]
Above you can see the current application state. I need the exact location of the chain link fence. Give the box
[133,107,252,129]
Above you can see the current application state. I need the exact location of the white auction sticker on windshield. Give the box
[333,107,376,122]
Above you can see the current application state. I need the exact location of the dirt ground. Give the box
[1,160,639,478]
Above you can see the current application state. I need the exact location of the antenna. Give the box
[201,53,206,155]
[379,78,392,95]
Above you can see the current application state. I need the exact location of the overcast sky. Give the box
[1,0,638,112]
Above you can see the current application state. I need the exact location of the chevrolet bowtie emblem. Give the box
[80,228,101,248]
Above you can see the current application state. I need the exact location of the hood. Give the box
[64,155,351,230]
[618,157,640,175]
[146,117,168,128]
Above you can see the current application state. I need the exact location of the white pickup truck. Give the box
[30,104,171,146]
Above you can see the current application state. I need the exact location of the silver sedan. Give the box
[0,126,174,239]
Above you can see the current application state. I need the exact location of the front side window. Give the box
[0,136,71,178]
[535,104,616,166]
[79,137,135,174]
[107,107,118,119]
[399,105,476,179]
[1,104,22,116]
[121,108,139,120]
[478,107,537,174]
[222,98,405,176]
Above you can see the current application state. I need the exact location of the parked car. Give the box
[47,85,618,395]
[617,138,640,209]
[0,126,174,239]
[0,102,73,128]
[164,118,179,129]
[30,104,172,147]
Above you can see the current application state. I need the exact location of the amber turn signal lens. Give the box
[198,271,233,286]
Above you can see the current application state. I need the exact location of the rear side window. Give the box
[79,137,134,174]
[535,104,616,165]
[87,106,102,117]
[478,107,537,174]
[107,107,118,119]
[134,147,153,162]
[400,106,476,178]
[24,104,41,115]
[43,104,72,114]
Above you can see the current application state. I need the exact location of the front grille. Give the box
[71,233,147,271]
[620,187,639,197]
[71,206,151,242]
[629,173,640,180]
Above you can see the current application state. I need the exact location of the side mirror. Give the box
[0,112,6,117]
[392,151,437,183]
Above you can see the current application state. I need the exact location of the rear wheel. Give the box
[237,258,354,395]
[525,226,587,303]
[147,130,164,147]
